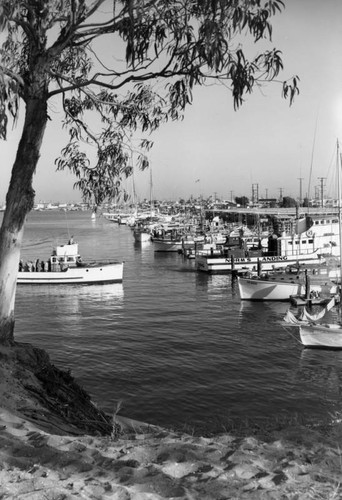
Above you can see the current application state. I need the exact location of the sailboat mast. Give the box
[150,168,153,215]
[337,139,342,300]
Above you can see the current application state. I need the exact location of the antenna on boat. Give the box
[64,209,71,242]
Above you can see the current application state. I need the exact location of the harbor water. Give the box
[10,210,342,430]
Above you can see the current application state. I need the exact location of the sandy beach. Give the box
[1,342,342,499]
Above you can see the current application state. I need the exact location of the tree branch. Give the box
[0,66,25,88]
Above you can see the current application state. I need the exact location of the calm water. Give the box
[8,210,342,430]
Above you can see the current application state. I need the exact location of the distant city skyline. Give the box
[1,0,342,205]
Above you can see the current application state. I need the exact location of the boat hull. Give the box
[300,324,342,349]
[152,239,183,252]
[238,276,303,301]
[17,262,124,285]
[196,252,325,273]
[133,230,151,243]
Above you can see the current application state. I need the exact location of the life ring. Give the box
[306,230,313,237]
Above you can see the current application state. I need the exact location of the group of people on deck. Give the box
[19,259,52,272]
[18,238,82,273]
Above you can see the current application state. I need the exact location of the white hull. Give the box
[133,230,151,243]
[238,277,303,301]
[300,324,342,349]
[102,213,119,222]
[17,262,123,285]
[152,239,183,252]
[196,252,324,273]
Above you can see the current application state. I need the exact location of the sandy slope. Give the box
[1,342,342,499]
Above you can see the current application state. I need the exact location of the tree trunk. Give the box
[0,97,48,345]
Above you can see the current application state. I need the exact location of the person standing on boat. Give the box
[68,235,74,245]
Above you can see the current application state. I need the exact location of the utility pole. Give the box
[278,188,283,202]
[230,190,234,202]
[317,177,326,207]
[252,183,259,204]
[298,177,304,206]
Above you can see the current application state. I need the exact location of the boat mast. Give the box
[131,147,137,216]
[337,139,342,302]
[149,167,154,216]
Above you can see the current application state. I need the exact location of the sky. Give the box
[1,0,342,204]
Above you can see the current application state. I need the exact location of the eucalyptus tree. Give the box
[0,0,298,344]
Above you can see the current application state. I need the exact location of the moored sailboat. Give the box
[282,140,342,348]
[282,297,341,348]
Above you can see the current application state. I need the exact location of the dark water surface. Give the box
[9,210,342,429]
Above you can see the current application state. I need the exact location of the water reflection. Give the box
[298,349,342,401]
[15,283,124,347]
[134,239,152,251]
[16,284,124,322]
[231,275,239,297]
[238,300,290,322]
[17,283,124,301]
[195,272,231,293]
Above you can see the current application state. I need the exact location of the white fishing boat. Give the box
[195,212,340,274]
[238,263,339,301]
[196,247,325,273]
[152,231,205,253]
[152,237,183,252]
[103,211,134,224]
[133,224,152,243]
[118,213,135,225]
[102,212,119,222]
[17,242,123,285]
[238,275,303,301]
[151,224,184,252]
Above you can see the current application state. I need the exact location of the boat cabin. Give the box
[50,243,82,270]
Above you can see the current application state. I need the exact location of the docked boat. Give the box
[152,231,205,253]
[238,275,303,301]
[281,139,342,348]
[238,263,339,301]
[151,224,185,252]
[133,223,152,243]
[103,211,135,225]
[151,237,183,252]
[196,248,325,274]
[17,242,123,285]
[299,323,342,349]
[102,212,119,222]
[282,297,341,348]
[195,219,333,273]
